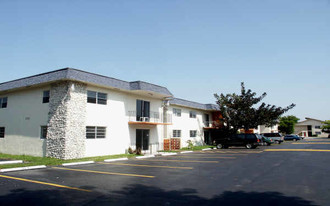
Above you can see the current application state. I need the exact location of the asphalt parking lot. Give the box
[1,138,330,206]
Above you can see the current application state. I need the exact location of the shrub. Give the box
[187,140,194,149]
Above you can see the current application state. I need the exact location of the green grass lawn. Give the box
[0,153,137,169]
[181,145,214,151]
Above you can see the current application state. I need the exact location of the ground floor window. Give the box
[190,130,197,137]
[173,130,181,138]
[86,126,106,139]
[0,127,5,138]
[40,126,48,139]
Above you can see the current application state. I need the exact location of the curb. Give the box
[62,161,94,166]
[136,155,155,159]
[0,160,23,165]
[160,153,177,156]
[0,165,46,173]
[180,151,193,153]
[104,158,128,162]
[202,148,212,151]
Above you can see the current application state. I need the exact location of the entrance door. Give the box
[136,129,150,150]
[204,131,211,145]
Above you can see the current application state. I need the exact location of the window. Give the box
[189,111,196,118]
[236,134,245,140]
[86,126,106,139]
[315,126,321,129]
[0,127,5,138]
[190,130,197,137]
[246,134,256,140]
[136,100,150,121]
[173,130,181,138]
[40,126,47,139]
[87,91,107,105]
[316,132,321,135]
[0,97,8,108]
[43,91,50,103]
[173,108,181,117]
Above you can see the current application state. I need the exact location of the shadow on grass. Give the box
[0,184,317,206]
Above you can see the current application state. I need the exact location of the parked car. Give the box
[261,134,274,146]
[262,133,284,144]
[284,134,301,141]
[214,133,262,149]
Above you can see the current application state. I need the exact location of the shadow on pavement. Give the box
[0,184,318,206]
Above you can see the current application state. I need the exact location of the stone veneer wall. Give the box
[46,81,87,159]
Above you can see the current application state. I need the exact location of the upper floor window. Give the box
[190,130,197,137]
[189,111,196,118]
[87,91,107,105]
[173,130,181,138]
[43,91,50,103]
[0,127,5,138]
[315,126,321,129]
[0,97,8,108]
[86,126,106,139]
[173,108,181,117]
[40,126,47,139]
[136,99,150,121]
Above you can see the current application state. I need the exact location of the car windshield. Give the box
[256,134,262,139]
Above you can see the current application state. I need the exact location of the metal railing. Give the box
[203,121,223,127]
[128,111,172,124]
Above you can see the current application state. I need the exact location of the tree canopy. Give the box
[322,120,330,133]
[214,82,295,134]
[278,115,300,134]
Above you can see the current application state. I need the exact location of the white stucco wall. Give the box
[256,125,279,134]
[85,85,164,157]
[295,119,326,137]
[168,105,212,147]
[0,86,49,156]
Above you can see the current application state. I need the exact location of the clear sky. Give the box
[0,0,329,121]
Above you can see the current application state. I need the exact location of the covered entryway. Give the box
[136,129,150,150]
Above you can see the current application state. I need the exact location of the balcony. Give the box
[128,111,172,125]
[203,121,223,129]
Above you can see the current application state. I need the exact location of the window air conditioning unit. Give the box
[142,117,150,122]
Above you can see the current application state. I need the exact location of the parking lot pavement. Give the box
[1,142,330,205]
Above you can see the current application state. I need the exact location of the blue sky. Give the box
[0,0,329,121]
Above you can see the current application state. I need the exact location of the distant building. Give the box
[295,117,326,137]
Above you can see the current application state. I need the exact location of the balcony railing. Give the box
[203,121,223,128]
[128,111,172,125]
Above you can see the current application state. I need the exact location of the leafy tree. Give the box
[322,120,330,133]
[214,82,295,134]
[278,115,300,134]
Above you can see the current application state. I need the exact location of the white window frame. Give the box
[87,91,107,105]
[189,111,196,118]
[0,127,5,138]
[0,97,8,108]
[173,108,181,117]
[86,126,107,139]
[42,91,50,103]
[173,130,181,138]
[190,130,197,137]
[40,126,48,139]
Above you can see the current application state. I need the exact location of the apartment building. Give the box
[295,117,326,137]
[0,68,219,159]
